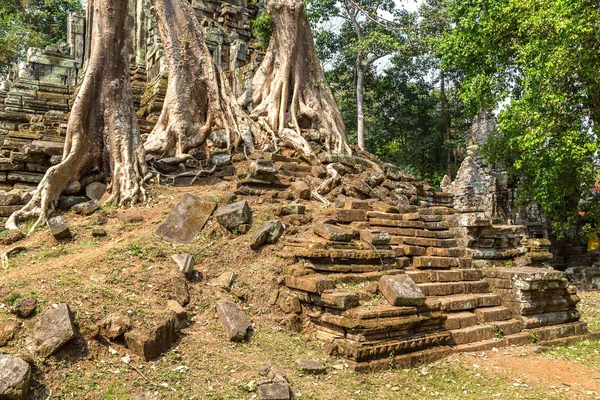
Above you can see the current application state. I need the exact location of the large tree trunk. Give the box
[6,0,147,232]
[248,0,352,156]
[356,59,366,151]
[147,0,265,159]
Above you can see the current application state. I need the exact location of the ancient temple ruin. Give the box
[0,1,594,372]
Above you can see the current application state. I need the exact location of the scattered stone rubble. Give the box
[0,354,32,400]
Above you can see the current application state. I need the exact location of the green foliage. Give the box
[249,10,273,51]
[441,0,600,232]
[0,0,83,73]
[493,323,505,339]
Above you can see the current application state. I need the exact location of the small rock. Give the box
[210,150,231,166]
[13,297,37,318]
[278,204,305,216]
[249,160,278,180]
[209,271,236,289]
[215,300,252,342]
[47,216,72,240]
[278,294,302,314]
[290,181,310,200]
[86,182,106,200]
[311,165,327,178]
[0,354,32,399]
[378,275,426,307]
[167,300,187,321]
[124,316,179,361]
[57,196,87,211]
[257,382,290,400]
[0,192,22,206]
[99,314,131,340]
[297,359,326,375]
[91,227,107,237]
[72,199,100,216]
[237,223,251,234]
[0,320,19,346]
[171,254,194,279]
[29,303,76,358]
[117,212,144,224]
[214,200,252,230]
[65,181,81,195]
[259,362,287,380]
[250,220,284,250]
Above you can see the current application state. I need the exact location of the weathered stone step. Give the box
[494,318,524,336]
[418,206,456,216]
[475,306,512,323]
[436,293,501,312]
[453,321,588,353]
[286,269,403,294]
[412,256,459,269]
[415,230,453,239]
[417,280,490,297]
[390,236,457,248]
[449,324,495,345]
[295,290,361,311]
[335,331,450,362]
[406,269,483,283]
[426,247,466,257]
[444,312,477,330]
[308,260,409,273]
[370,218,423,229]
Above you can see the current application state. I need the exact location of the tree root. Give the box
[148,164,217,185]
[317,163,341,195]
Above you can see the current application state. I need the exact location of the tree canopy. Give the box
[440,0,600,231]
[0,0,83,74]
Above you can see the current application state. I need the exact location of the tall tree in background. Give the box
[7,0,147,231]
[0,0,83,73]
[441,0,600,231]
[307,0,404,150]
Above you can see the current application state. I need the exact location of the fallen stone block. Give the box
[249,160,278,180]
[0,354,31,400]
[72,199,99,216]
[297,359,326,375]
[167,300,187,321]
[313,224,355,242]
[92,227,107,237]
[171,254,195,278]
[155,193,216,244]
[290,181,310,200]
[47,216,72,240]
[85,182,106,200]
[29,303,76,358]
[214,200,251,230]
[209,271,236,289]
[124,316,179,361]
[250,220,284,250]
[216,300,252,342]
[258,382,291,400]
[259,362,288,380]
[99,314,131,340]
[278,204,305,216]
[0,320,19,346]
[13,297,37,318]
[379,275,426,307]
[56,196,87,211]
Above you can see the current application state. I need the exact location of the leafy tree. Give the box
[0,0,83,74]
[306,0,407,150]
[441,0,600,232]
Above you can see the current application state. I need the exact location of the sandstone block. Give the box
[290,181,310,199]
[47,216,71,240]
[155,193,216,244]
[72,199,99,215]
[29,303,75,358]
[278,204,305,216]
[85,182,106,200]
[99,314,131,340]
[258,382,291,400]
[334,209,366,222]
[0,355,31,400]
[379,275,425,307]
[250,220,284,250]
[297,359,326,375]
[216,300,252,342]
[13,297,37,318]
[314,224,354,242]
[359,230,390,245]
[124,316,178,361]
[171,253,195,278]
[214,200,251,230]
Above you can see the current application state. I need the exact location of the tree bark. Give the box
[440,69,452,178]
[248,0,352,156]
[356,58,366,151]
[146,0,264,158]
[7,0,147,232]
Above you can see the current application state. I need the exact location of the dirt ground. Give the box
[1,182,600,399]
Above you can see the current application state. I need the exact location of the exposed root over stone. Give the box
[246,0,352,157]
[6,0,147,232]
